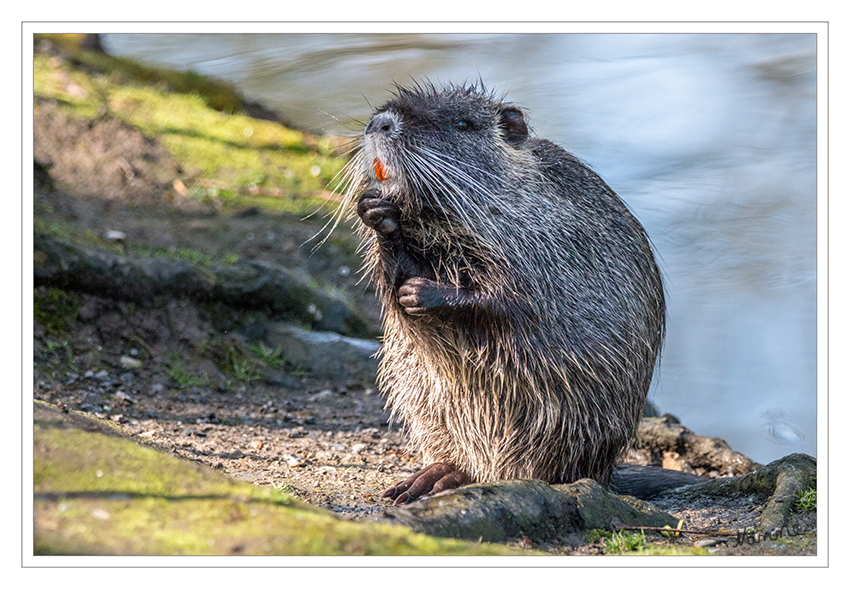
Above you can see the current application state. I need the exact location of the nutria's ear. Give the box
[498,106,528,146]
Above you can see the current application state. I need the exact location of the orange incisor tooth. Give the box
[374,158,388,181]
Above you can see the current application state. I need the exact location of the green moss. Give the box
[34,287,79,335]
[130,244,214,268]
[33,216,119,254]
[33,400,522,556]
[33,216,234,274]
[33,45,348,219]
[627,544,709,556]
[36,34,254,117]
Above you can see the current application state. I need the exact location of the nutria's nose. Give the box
[366,111,398,136]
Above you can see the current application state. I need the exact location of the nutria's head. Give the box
[359,82,531,220]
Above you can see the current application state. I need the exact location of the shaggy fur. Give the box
[336,82,665,486]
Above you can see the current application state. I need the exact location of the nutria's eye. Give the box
[454,120,472,131]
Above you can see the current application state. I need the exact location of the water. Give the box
[103,33,817,465]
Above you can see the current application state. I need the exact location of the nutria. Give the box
[342,81,665,504]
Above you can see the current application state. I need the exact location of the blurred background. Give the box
[101,33,817,465]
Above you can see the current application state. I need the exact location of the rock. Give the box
[286,454,306,467]
[373,478,679,543]
[555,479,680,531]
[112,391,135,404]
[91,508,110,521]
[119,356,142,369]
[694,538,722,548]
[33,232,377,338]
[264,323,380,382]
[104,230,126,244]
[636,417,758,477]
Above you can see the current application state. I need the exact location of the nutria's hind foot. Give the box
[382,462,471,505]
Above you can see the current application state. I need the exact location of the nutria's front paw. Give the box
[382,462,471,505]
[357,189,401,239]
[398,277,478,317]
[398,277,450,316]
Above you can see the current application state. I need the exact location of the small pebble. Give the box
[119,356,143,369]
[113,391,135,404]
[286,454,306,467]
[104,230,126,244]
[91,508,110,521]
[694,538,722,548]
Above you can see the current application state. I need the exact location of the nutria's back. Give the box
[345,82,665,499]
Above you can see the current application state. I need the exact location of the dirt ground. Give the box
[33,191,418,522]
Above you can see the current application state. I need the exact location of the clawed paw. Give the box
[382,462,471,505]
[397,277,441,315]
[357,189,401,238]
